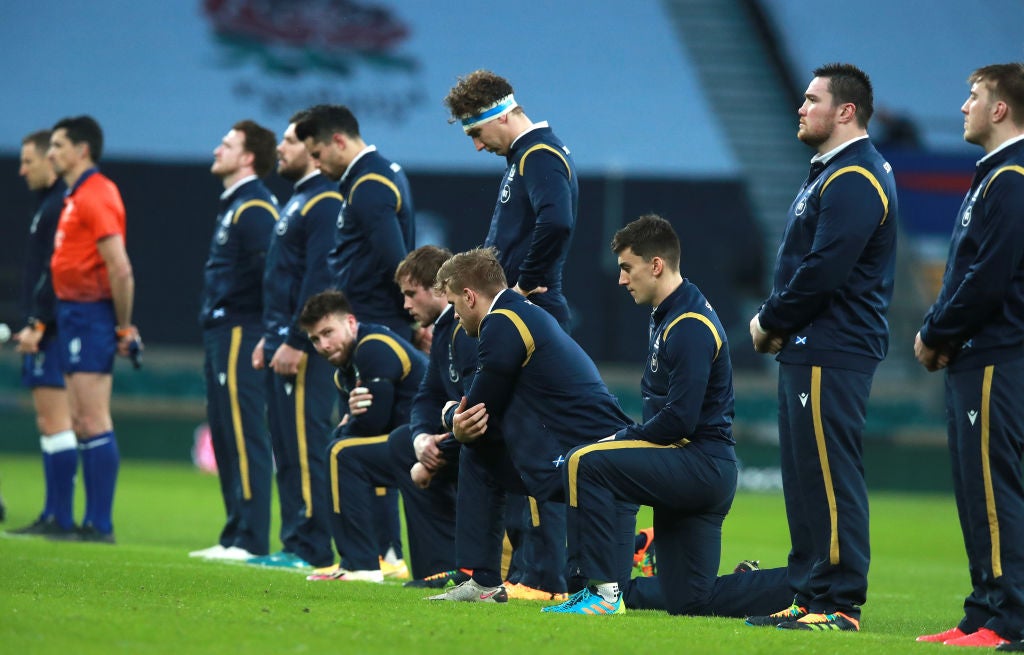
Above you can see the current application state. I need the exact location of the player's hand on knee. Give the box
[348,386,373,415]
[414,432,447,469]
[452,397,488,443]
[411,462,433,489]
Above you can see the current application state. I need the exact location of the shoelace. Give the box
[423,570,457,581]
[561,589,593,608]
[772,604,806,619]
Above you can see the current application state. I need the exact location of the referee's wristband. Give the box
[27,319,46,335]
[116,326,135,339]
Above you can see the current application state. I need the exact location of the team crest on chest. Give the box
[795,189,813,216]
[963,185,983,227]
[448,341,460,383]
[795,179,821,217]
[500,164,516,204]
[216,211,232,244]
[650,334,661,372]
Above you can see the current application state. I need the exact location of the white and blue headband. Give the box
[460,94,518,133]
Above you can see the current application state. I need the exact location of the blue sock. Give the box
[42,431,78,529]
[79,431,119,534]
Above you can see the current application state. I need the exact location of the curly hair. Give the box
[443,70,520,122]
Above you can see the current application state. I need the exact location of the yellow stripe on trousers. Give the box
[294,354,312,518]
[981,365,1002,577]
[810,366,840,565]
[329,435,389,513]
[228,326,251,499]
[528,496,540,527]
[567,439,687,508]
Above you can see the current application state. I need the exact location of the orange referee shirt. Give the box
[51,169,126,302]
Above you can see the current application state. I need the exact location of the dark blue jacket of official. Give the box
[409,305,478,463]
[199,178,278,328]
[759,138,897,373]
[485,124,578,324]
[22,179,66,327]
[920,139,1024,371]
[465,290,629,500]
[331,148,415,333]
[333,323,427,437]
[616,280,735,458]
[262,172,341,351]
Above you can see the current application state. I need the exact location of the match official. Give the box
[7,130,74,538]
[47,116,139,543]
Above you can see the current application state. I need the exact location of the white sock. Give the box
[594,582,620,602]
[383,546,399,565]
[41,430,77,453]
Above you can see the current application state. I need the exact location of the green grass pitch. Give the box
[0,453,968,654]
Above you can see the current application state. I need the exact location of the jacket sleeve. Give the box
[617,316,719,444]
[286,192,342,349]
[459,313,526,433]
[348,177,408,283]
[920,168,1024,347]
[515,148,574,292]
[343,338,409,436]
[409,340,447,438]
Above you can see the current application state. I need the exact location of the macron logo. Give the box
[968,410,978,426]
[798,393,809,407]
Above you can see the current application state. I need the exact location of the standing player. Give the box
[914,63,1024,650]
[294,104,415,339]
[545,215,790,616]
[443,69,578,327]
[247,113,341,570]
[297,290,426,582]
[6,130,74,537]
[295,104,413,559]
[747,64,897,632]
[428,248,634,604]
[444,69,577,596]
[190,120,278,561]
[46,115,140,543]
